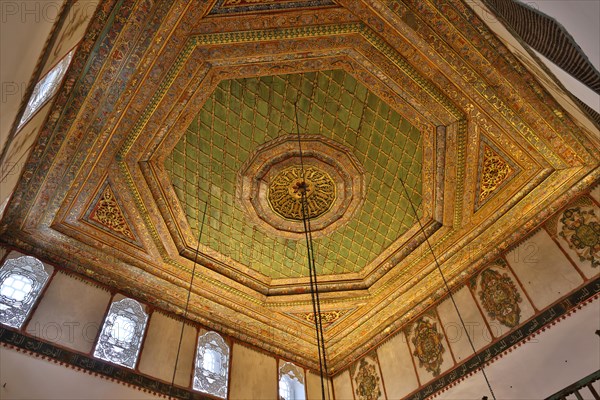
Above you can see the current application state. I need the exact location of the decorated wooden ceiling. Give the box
[1,0,598,374]
[163,71,423,279]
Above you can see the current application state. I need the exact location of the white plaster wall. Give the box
[506,230,583,309]
[229,343,277,399]
[0,345,161,399]
[137,312,196,387]
[306,371,334,400]
[41,1,99,76]
[437,286,491,362]
[332,370,354,400]
[0,0,98,213]
[436,297,600,399]
[25,270,111,354]
[0,1,63,148]
[0,101,52,209]
[376,331,419,399]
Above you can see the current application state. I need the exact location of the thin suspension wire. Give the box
[303,196,329,386]
[294,73,329,386]
[294,97,329,400]
[296,124,327,398]
[169,200,209,400]
[397,175,497,400]
[300,193,326,395]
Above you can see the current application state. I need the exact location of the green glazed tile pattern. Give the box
[165,70,422,278]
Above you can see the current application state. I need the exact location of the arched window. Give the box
[193,331,230,398]
[279,362,306,400]
[280,376,294,400]
[93,298,148,368]
[0,256,49,329]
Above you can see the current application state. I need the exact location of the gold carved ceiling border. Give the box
[86,0,580,368]
[3,0,598,374]
[117,22,465,297]
[291,0,597,369]
[110,20,466,368]
[395,0,596,166]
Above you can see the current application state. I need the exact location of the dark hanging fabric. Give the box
[482,0,600,94]
[574,96,600,127]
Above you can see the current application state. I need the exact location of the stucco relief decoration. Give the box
[559,206,600,268]
[411,318,445,376]
[354,359,382,400]
[268,165,336,220]
[478,268,522,328]
[478,144,514,204]
[88,185,135,240]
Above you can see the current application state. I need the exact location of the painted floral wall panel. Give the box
[406,314,453,384]
[505,229,583,309]
[470,259,535,338]
[548,197,599,279]
[350,352,386,400]
[437,285,492,362]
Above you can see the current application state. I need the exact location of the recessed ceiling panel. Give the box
[164,71,423,279]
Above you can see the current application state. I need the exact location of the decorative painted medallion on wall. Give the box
[559,206,600,268]
[351,355,383,400]
[267,165,336,220]
[475,137,520,209]
[478,267,522,328]
[237,134,365,239]
[411,318,446,376]
[86,183,136,241]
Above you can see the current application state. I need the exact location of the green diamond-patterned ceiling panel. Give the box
[164,70,423,279]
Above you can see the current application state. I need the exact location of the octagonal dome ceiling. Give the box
[1,0,597,375]
[164,70,423,279]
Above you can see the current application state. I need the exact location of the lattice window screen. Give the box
[93,298,148,368]
[193,331,230,398]
[0,256,49,329]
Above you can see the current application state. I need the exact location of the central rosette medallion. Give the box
[236,135,365,239]
[268,165,336,220]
